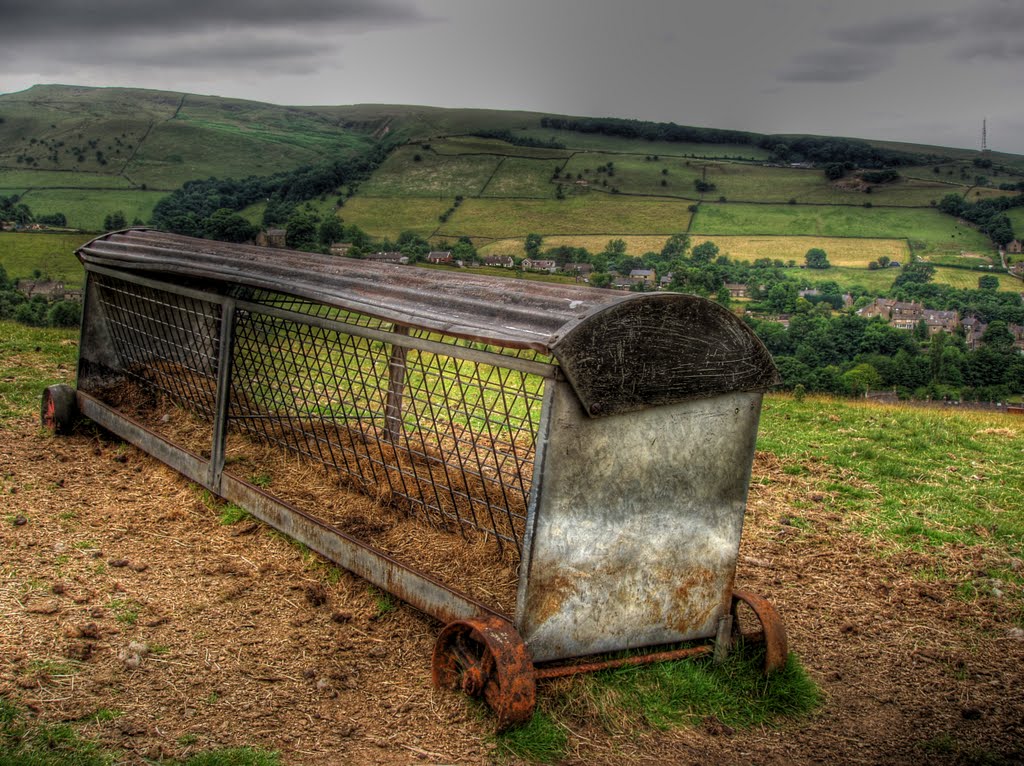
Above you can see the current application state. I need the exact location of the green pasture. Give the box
[17,189,165,231]
[360,145,500,197]
[479,234,673,258]
[1006,207,1024,233]
[0,169,135,189]
[781,264,898,293]
[511,127,771,160]
[759,396,1024,559]
[126,120,336,189]
[430,136,572,160]
[339,197,453,239]
[558,152,702,197]
[931,266,1021,291]
[692,203,995,257]
[480,157,564,198]
[0,232,92,285]
[435,196,694,239]
[691,235,909,268]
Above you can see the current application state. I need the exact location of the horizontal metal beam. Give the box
[84,263,557,379]
[74,391,503,626]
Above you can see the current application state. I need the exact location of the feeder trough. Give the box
[43,229,788,727]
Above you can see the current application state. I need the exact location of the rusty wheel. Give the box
[41,384,77,435]
[432,615,536,729]
[731,590,788,674]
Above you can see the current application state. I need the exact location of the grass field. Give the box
[430,135,572,160]
[361,145,500,197]
[931,266,1022,291]
[0,232,91,284]
[479,234,674,258]
[435,196,693,239]
[480,157,564,198]
[690,235,909,267]
[511,128,772,160]
[759,396,1024,555]
[1007,207,1024,233]
[691,203,995,257]
[779,264,898,293]
[0,169,135,189]
[339,196,454,239]
[17,189,166,231]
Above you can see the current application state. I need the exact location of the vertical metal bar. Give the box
[207,298,236,492]
[384,324,409,443]
[713,614,733,664]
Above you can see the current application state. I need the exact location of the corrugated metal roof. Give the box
[77,229,779,415]
[77,229,632,352]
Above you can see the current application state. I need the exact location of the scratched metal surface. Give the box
[517,382,764,663]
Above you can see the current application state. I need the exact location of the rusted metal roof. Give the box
[77,229,779,414]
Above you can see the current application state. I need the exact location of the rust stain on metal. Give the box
[668,565,719,636]
[535,644,712,680]
[432,616,536,729]
[732,589,788,673]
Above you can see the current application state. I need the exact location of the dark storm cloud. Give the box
[827,1,1024,55]
[0,0,429,73]
[778,48,892,83]
[0,0,426,38]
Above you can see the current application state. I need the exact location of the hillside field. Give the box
[434,195,694,239]
[691,203,996,257]
[0,232,91,285]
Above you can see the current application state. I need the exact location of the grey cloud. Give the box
[829,14,960,46]
[955,38,1024,61]
[778,48,892,83]
[0,0,427,38]
[0,0,430,74]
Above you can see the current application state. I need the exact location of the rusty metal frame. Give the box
[66,231,787,722]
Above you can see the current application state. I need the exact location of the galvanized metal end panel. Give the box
[517,381,764,663]
[550,293,780,418]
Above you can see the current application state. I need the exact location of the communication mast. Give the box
[982,118,988,153]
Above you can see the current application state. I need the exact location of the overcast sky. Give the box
[2,0,1023,154]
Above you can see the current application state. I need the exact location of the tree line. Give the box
[539,116,931,167]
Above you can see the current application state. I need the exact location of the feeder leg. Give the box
[713,613,733,664]
[41,384,78,435]
[731,590,788,673]
[432,615,536,730]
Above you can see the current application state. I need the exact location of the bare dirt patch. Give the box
[2,421,1022,764]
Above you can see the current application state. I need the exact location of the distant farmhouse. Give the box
[255,228,287,248]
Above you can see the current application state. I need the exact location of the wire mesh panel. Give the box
[89,273,222,422]
[228,298,548,552]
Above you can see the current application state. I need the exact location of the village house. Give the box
[1006,239,1022,255]
[857,298,924,329]
[724,283,747,298]
[561,262,593,279]
[329,242,353,257]
[609,275,636,290]
[961,316,986,350]
[364,251,407,264]
[521,259,557,273]
[16,279,70,301]
[629,268,656,285]
[922,309,960,336]
[660,273,674,289]
[255,228,287,248]
[482,255,515,268]
[426,250,453,265]
[1011,323,1024,354]
[797,288,820,298]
